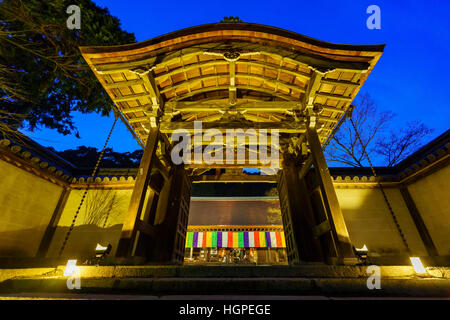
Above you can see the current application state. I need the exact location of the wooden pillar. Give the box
[148,165,191,264]
[306,127,357,264]
[278,159,323,264]
[116,128,159,261]
[399,185,438,257]
[36,186,71,258]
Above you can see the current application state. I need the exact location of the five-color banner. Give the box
[185,231,286,248]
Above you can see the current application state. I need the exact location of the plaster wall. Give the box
[45,188,132,258]
[406,165,450,255]
[0,161,62,257]
[336,187,428,257]
[0,157,448,262]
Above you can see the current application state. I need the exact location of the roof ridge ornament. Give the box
[203,50,260,61]
[220,16,243,23]
[224,51,241,62]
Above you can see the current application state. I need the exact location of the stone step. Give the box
[1,265,448,298]
[2,265,449,281]
[0,277,449,297]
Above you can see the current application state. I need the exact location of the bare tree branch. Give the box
[375,121,433,166]
[325,93,431,167]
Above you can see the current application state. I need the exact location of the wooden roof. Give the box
[80,22,384,163]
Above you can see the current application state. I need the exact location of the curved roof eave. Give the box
[79,22,386,149]
[80,22,385,57]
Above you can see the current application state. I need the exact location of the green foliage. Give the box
[48,146,143,168]
[0,0,135,136]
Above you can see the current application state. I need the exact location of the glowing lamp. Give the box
[410,257,426,274]
[95,243,108,251]
[95,243,112,258]
[355,244,368,253]
[353,244,368,264]
[64,259,78,276]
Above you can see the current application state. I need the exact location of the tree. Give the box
[375,121,433,166]
[48,146,143,168]
[0,0,135,137]
[325,93,433,167]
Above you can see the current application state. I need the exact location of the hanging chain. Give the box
[348,116,410,253]
[58,115,119,257]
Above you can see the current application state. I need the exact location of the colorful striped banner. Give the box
[186,232,193,248]
[212,232,217,247]
[259,232,266,247]
[185,231,286,248]
[206,232,212,247]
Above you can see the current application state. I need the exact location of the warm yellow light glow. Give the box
[410,257,426,274]
[95,243,108,251]
[356,244,368,252]
[64,259,78,276]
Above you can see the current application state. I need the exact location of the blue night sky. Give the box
[23,0,450,158]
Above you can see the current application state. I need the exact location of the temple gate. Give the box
[81,22,384,265]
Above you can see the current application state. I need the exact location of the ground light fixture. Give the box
[355,244,368,253]
[96,243,108,252]
[410,257,427,274]
[95,243,112,258]
[354,244,369,264]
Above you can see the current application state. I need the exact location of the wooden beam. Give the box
[179,133,280,147]
[171,85,296,101]
[139,72,163,108]
[155,60,228,82]
[165,101,301,113]
[229,61,236,105]
[93,48,204,74]
[315,92,353,102]
[92,44,370,77]
[320,78,359,88]
[160,120,306,134]
[122,106,149,114]
[104,79,144,89]
[192,174,277,183]
[116,127,160,259]
[185,161,278,169]
[277,162,323,263]
[315,104,346,114]
[306,126,357,264]
[35,187,71,258]
[260,50,370,73]
[127,117,149,124]
[240,60,310,80]
[166,101,344,122]
[243,113,279,122]
[159,73,306,95]
[184,113,222,122]
[313,220,331,238]
[302,71,323,110]
[136,219,157,237]
[297,155,313,180]
[155,59,311,84]
[399,185,438,257]
[149,166,191,264]
[113,92,148,102]
[318,116,339,124]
